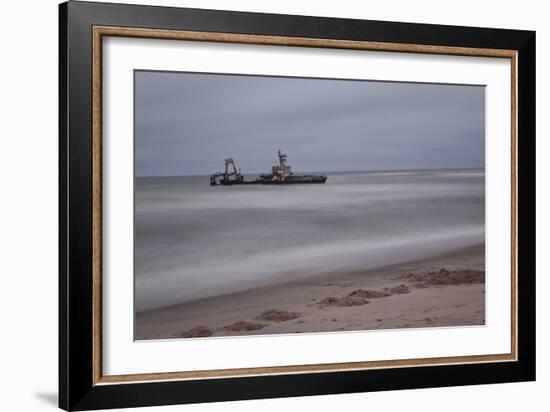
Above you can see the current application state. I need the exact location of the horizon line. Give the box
[136,166,485,179]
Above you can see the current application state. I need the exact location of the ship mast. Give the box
[278,149,287,168]
[276,149,292,178]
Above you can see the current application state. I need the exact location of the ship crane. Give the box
[210,157,244,185]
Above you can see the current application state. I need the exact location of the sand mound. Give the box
[347,289,391,299]
[399,268,485,287]
[222,320,267,332]
[388,284,410,294]
[256,309,301,322]
[174,326,213,338]
[318,289,390,307]
[317,297,339,306]
[318,296,370,307]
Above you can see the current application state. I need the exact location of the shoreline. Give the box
[136,244,485,340]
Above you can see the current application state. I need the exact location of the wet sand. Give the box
[135,244,485,340]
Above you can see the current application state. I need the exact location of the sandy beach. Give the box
[135,244,485,340]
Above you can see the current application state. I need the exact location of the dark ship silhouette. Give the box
[210,150,327,186]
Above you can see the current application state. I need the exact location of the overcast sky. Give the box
[135,71,484,177]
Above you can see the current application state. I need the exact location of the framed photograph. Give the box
[59,1,536,410]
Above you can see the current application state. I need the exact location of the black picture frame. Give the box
[59,1,536,410]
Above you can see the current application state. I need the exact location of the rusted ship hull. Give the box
[257,175,327,184]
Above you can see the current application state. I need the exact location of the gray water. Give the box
[135,169,484,312]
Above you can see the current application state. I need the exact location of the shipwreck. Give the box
[210,150,327,186]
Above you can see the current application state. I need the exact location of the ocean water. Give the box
[135,169,484,312]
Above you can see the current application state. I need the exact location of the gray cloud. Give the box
[135,71,484,176]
